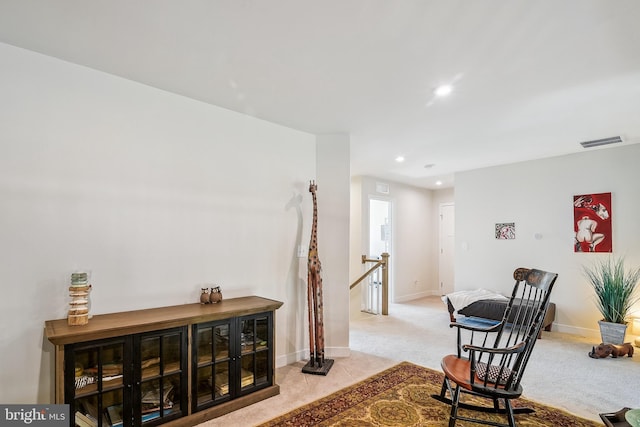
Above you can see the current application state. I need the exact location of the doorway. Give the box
[363,198,392,313]
[439,203,455,295]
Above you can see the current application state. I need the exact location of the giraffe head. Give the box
[309,180,317,194]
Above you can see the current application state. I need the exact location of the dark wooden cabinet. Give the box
[46,296,283,427]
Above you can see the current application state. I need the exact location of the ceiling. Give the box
[1,1,639,189]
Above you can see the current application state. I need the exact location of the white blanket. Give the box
[442,289,508,315]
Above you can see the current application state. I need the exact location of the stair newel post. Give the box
[381,252,390,315]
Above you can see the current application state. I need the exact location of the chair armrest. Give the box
[451,320,505,358]
[463,341,526,355]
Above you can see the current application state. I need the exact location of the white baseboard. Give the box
[276,350,306,368]
[276,346,351,368]
[552,322,600,340]
[552,322,640,344]
[393,290,434,303]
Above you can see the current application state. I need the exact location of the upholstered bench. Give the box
[446,297,556,337]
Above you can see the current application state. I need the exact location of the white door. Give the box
[439,203,455,295]
[364,198,392,313]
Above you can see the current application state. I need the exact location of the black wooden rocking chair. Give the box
[434,268,558,427]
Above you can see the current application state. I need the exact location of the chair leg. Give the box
[504,399,516,427]
[439,377,450,398]
[448,384,461,427]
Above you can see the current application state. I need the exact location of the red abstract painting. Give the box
[573,193,612,252]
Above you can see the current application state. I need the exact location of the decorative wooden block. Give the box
[68,313,89,326]
[68,280,91,326]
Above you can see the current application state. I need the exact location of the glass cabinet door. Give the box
[239,314,272,394]
[136,327,187,426]
[192,312,273,413]
[65,338,129,427]
[193,320,232,411]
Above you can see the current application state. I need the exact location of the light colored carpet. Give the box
[199,296,640,426]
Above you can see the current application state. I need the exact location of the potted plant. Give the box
[583,257,640,344]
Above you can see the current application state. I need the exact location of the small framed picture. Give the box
[495,223,515,240]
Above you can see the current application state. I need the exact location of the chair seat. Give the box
[441,355,523,399]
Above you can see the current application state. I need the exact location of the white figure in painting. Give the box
[575,215,605,252]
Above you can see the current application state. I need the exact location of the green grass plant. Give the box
[583,257,640,324]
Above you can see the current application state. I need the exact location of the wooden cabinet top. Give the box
[45,295,283,346]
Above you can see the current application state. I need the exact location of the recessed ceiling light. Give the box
[435,180,443,186]
[395,156,405,163]
[434,84,453,97]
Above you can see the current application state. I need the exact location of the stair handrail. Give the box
[349,252,389,315]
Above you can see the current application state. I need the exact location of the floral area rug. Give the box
[257,361,601,426]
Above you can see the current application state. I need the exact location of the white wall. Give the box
[0,42,352,404]
[316,134,351,358]
[348,176,363,318]
[455,143,640,338]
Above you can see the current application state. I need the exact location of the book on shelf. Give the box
[75,412,96,427]
[106,405,123,427]
[142,408,173,423]
[213,369,254,394]
[80,400,110,426]
[241,369,255,387]
[141,403,173,415]
[81,400,98,419]
[140,357,160,369]
[75,375,123,393]
[141,384,174,406]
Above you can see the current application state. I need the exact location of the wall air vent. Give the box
[579,136,622,148]
[375,182,389,194]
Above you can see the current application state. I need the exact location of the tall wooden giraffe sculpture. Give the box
[302,180,334,375]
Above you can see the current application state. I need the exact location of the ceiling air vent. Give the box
[579,136,622,148]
